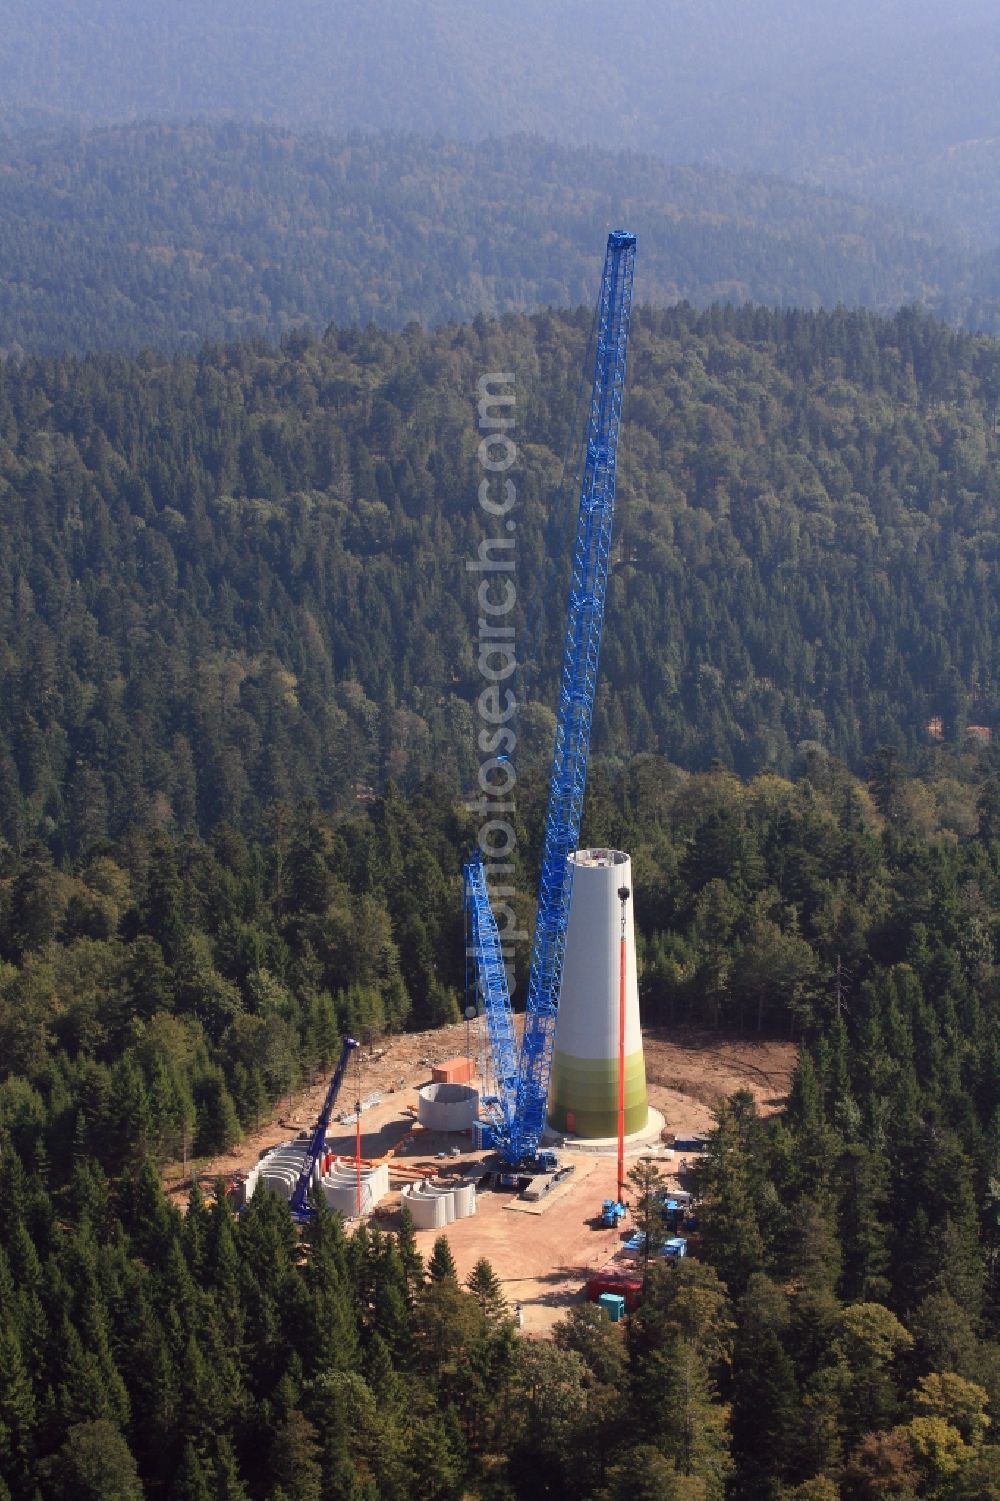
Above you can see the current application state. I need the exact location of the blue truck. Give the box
[623,1231,688,1260]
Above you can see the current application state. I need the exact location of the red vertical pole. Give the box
[355,1112,362,1216]
[617,931,626,1203]
[617,884,630,1205]
[355,1049,363,1216]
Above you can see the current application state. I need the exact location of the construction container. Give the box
[598,1292,626,1323]
[586,1259,643,1312]
[431,1056,476,1085]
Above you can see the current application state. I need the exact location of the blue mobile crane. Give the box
[465,230,636,1167]
[288,1036,359,1221]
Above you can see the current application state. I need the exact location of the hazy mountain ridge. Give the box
[4,1,1000,239]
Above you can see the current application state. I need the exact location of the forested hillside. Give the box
[0,125,970,356]
[1,746,999,1497]
[0,303,995,858]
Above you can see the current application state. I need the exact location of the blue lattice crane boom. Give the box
[464,856,519,1113]
[465,229,637,1165]
[289,1035,359,1220]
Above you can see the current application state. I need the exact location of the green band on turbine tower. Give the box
[548,1049,648,1138]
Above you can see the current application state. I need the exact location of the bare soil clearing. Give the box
[163,1018,478,1202]
[643,1027,796,1136]
[165,1024,796,1334]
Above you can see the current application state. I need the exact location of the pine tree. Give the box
[212,1436,251,1501]
[172,1440,214,1501]
[602,1445,684,1501]
[427,1235,457,1284]
[697,1096,769,1294]
[729,1275,799,1498]
[124,1330,177,1486]
[626,1157,667,1280]
[834,1144,891,1304]
[361,1332,405,1441]
[0,1327,36,1492]
[121,1158,182,1270]
[142,838,188,965]
[302,1224,360,1377]
[183,1179,210,1278]
[6,1223,40,1302]
[395,1205,424,1298]
[0,1251,18,1344]
[630,1262,735,1498]
[56,1317,120,1427]
[193,1068,241,1155]
[372,1272,409,1357]
[466,1257,509,1324]
[268,1409,323,1501]
[909,1290,982,1382]
[205,1184,243,1305]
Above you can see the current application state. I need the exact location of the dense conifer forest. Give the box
[0,302,995,863]
[0,253,998,1494]
[1,742,999,1497]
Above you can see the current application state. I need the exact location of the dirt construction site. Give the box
[169,1021,796,1336]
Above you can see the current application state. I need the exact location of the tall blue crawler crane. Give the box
[288,1035,359,1220]
[465,229,636,1166]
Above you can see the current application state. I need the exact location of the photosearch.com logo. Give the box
[467,372,527,978]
